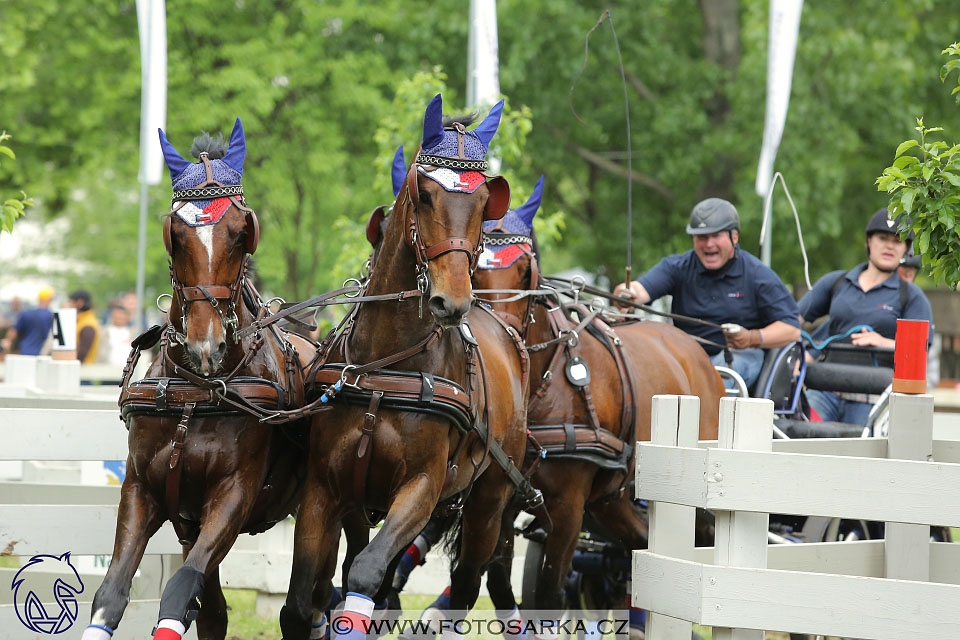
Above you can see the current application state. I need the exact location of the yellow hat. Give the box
[37,286,55,302]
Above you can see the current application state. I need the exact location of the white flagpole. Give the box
[756,0,803,266]
[467,0,501,172]
[135,0,167,329]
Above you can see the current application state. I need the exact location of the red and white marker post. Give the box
[892,319,929,394]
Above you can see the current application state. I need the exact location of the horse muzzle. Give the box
[184,339,227,376]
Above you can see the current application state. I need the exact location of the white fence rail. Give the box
[633,393,960,640]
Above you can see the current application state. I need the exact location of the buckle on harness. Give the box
[525,488,545,510]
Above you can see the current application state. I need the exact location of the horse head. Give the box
[473,176,544,332]
[158,118,259,375]
[397,94,511,327]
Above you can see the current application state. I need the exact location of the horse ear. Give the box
[163,215,174,255]
[366,205,387,246]
[391,146,405,197]
[483,176,511,221]
[515,175,544,228]
[473,99,504,149]
[223,117,246,175]
[59,552,71,562]
[158,128,191,179]
[244,210,260,254]
[422,94,444,150]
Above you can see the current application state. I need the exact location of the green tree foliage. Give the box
[2,0,960,304]
[0,131,32,232]
[878,43,960,287]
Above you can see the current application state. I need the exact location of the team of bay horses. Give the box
[84,96,724,640]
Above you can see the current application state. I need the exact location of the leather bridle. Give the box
[163,152,259,345]
[478,231,540,340]
[387,125,511,299]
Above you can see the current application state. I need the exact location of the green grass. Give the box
[222,592,500,640]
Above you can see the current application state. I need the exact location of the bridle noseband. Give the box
[164,152,259,345]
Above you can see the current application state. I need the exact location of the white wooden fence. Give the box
[633,393,960,640]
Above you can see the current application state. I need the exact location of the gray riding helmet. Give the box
[900,249,922,269]
[686,198,740,235]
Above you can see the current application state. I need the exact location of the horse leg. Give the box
[280,481,342,640]
[333,473,440,640]
[82,474,163,640]
[447,469,517,619]
[485,507,526,638]
[586,492,649,550]
[177,538,228,640]
[153,485,254,640]
[533,488,589,622]
[340,511,369,596]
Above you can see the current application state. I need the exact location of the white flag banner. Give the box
[755,0,804,196]
[137,0,167,186]
[467,0,500,171]
[467,0,500,107]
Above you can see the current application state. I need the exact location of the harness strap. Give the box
[236,286,422,341]
[166,402,197,544]
[424,237,474,261]
[353,390,383,527]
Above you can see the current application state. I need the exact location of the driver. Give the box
[797,207,934,424]
[614,198,800,388]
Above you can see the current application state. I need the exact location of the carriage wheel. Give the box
[521,538,546,607]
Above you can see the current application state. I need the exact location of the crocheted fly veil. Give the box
[159,118,258,254]
[478,175,544,270]
[413,94,510,221]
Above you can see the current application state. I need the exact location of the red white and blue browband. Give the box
[478,242,532,270]
[417,166,487,194]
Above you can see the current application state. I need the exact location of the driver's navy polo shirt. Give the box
[638,248,800,355]
[798,263,933,345]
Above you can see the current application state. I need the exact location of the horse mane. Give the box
[442,112,478,128]
[190,132,227,159]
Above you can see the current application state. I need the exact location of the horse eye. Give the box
[418,190,432,206]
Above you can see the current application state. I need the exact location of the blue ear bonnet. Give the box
[483,175,544,235]
[420,94,503,161]
[422,129,489,160]
[391,146,406,197]
[159,118,245,211]
[171,161,242,191]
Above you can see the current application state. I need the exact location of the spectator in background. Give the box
[121,290,139,327]
[99,301,134,366]
[67,289,101,364]
[2,287,55,356]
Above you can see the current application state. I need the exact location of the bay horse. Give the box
[81,120,316,640]
[278,95,540,640]
[470,180,724,620]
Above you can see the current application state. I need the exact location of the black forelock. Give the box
[442,112,479,128]
[190,132,227,159]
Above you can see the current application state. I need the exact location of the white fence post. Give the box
[712,397,773,640]
[643,395,701,640]
[885,392,934,582]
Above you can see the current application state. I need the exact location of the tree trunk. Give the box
[698,0,740,203]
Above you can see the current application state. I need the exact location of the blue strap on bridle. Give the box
[801,324,874,351]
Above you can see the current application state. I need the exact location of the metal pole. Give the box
[135,183,149,331]
[761,187,772,266]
